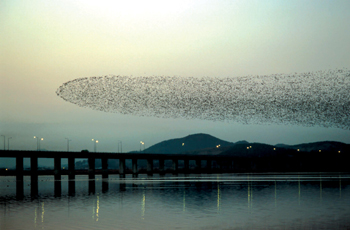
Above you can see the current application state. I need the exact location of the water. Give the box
[1,173,350,230]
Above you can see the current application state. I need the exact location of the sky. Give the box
[1,0,350,154]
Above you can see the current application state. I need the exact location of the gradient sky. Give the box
[1,0,350,154]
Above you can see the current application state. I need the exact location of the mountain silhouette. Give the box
[275,141,349,152]
[143,133,235,154]
[219,143,286,157]
[131,133,349,156]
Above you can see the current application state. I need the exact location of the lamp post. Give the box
[118,140,122,153]
[34,136,43,151]
[65,138,71,152]
[92,139,98,152]
[39,138,43,151]
[140,141,144,152]
[34,136,38,150]
[7,137,12,151]
[1,135,5,150]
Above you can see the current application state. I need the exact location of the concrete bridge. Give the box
[1,149,347,198]
[0,150,239,198]
[0,150,234,176]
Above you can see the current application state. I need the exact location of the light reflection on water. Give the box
[0,173,350,230]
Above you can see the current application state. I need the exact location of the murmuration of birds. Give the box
[56,69,350,129]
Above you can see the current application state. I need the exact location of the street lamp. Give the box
[92,139,98,152]
[7,137,12,151]
[65,138,72,152]
[34,136,38,150]
[1,135,5,150]
[34,136,43,151]
[140,141,144,152]
[39,138,43,151]
[118,140,122,153]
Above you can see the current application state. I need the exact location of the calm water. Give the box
[1,173,350,230]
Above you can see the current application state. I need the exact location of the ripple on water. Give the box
[1,173,350,230]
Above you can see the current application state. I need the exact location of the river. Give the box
[1,173,349,230]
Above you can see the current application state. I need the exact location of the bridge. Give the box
[0,150,242,198]
[0,150,235,176]
[1,149,347,198]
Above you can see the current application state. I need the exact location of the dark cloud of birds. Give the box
[56,69,350,129]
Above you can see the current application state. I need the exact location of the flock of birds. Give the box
[56,69,350,129]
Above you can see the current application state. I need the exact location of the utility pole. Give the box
[65,138,71,152]
[118,140,122,153]
[1,135,5,150]
[7,137,12,150]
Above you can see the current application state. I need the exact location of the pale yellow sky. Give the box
[1,0,349,152]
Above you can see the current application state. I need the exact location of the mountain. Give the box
[131,133,349,156]
[142,133,235,154]
[275,141,349,152]
[219,143,290,158]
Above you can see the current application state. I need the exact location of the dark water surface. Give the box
[1,173,350,230]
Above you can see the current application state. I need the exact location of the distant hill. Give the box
[131,133,349,156]
[219,143,291,158]
[275,141,349,152]
[142,133,236,154]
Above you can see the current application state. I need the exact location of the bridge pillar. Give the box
[147,159,153,175]
[206,160,212,173]
[230,160,234,172]
[88,158,95,180]
[251,160,257,171]
[102,158,108,179]
[68,157,75,180]
[31,157,38,197]
[68,157,75,195]
[54,157,61,180]
[218,160,223,171]
[16,156,24,199]
[54,157,61,197]
[132,159,138,175]
[172,159,178,175]
[119,158,125,175]
[232,160,235,172]
[184,159,189,174]
[159,159,165,175]
[195,159,201,173]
